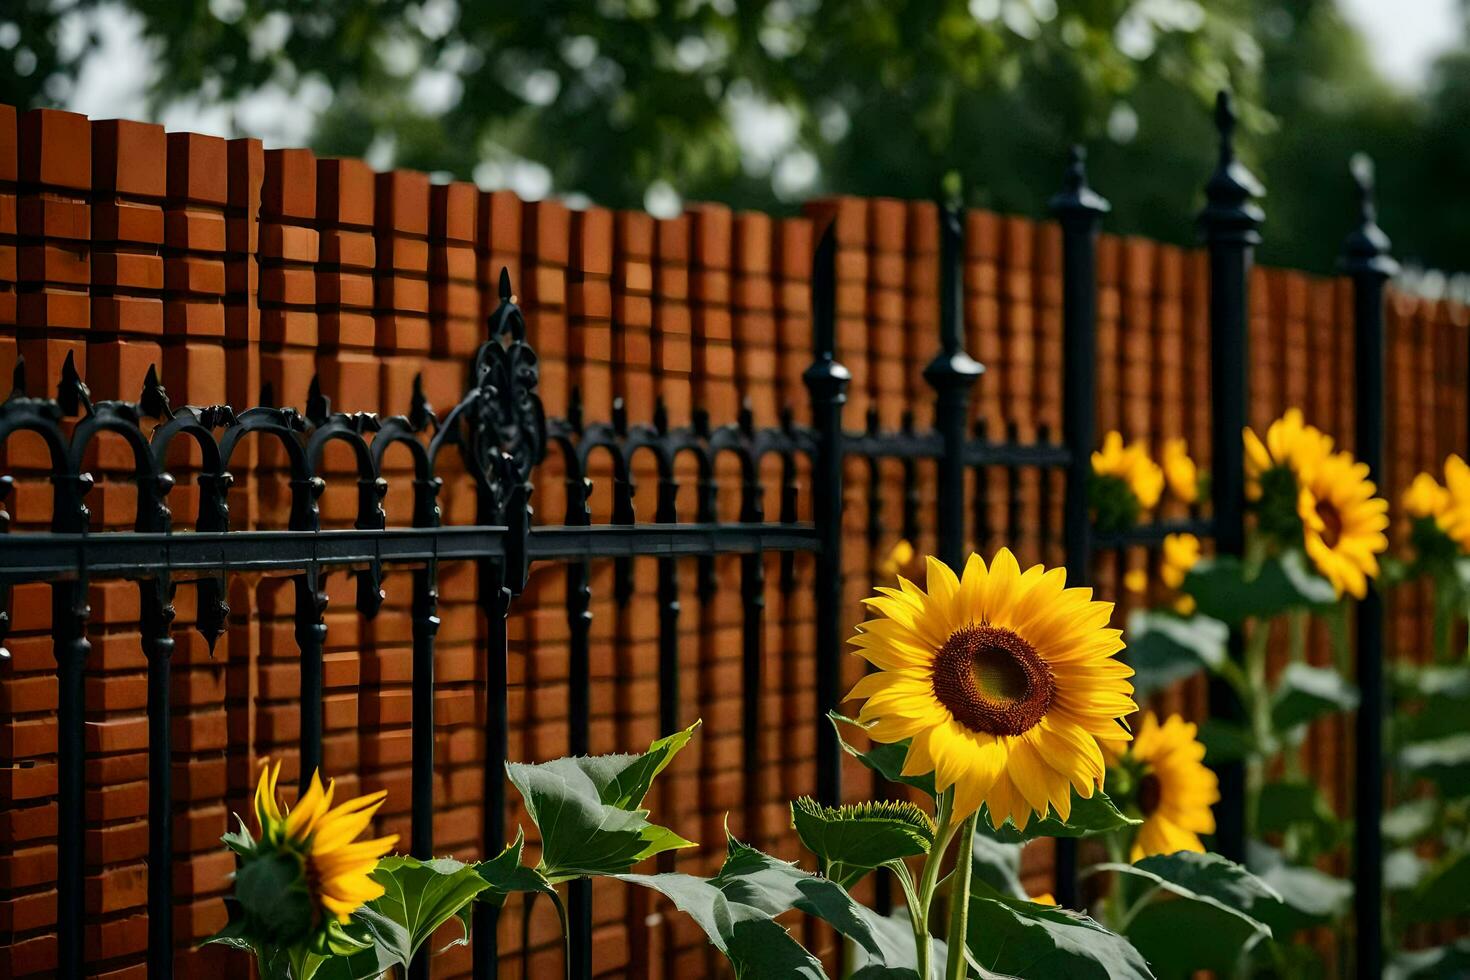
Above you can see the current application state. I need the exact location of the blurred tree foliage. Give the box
[0,0,1465,274]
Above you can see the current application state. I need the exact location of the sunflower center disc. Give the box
[1315,499,1343,548]
[1137,772,1163,816]
[931,624,1055,737]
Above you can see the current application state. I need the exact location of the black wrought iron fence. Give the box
[0,90,1397,978]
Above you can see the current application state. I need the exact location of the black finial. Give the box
[693,407,710,438]
[779,404,794,433]
[140,364,172,420]
[1341,153,1399,279]
[305,375,330,426]
[1049,144,1111,223]
[260,380,276,408]
[900,409,915,434]
[567,386,584,434]
[865,406,879,434]
[738,396,754,436]
[653,395,668,435]
[409,373,434,431]
[612,396,627,436]
[57,350,91,416]
[499,266,513,303]
[8,356,24,400]
[1199,90,1264,244]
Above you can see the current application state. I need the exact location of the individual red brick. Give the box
[261,148,316,220]
[375,169,430,236]
[166,132,228,205]
[89,338,161,400]
[19,108,91,190]
[91,119,165,198]
[0,103,16,183]
[163,339,227,404]
[317,157,375,228]
[524,199,571,265]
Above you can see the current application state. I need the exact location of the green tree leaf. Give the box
[1382,798,1439,846]
[1388,938,1470,980]
[790,796,934,889]
[1182,553,1336,625]
[1090,852,1277,979]
[1270,664,1359,731]
[1125,610,1228,701]
[965,880,1154,980]
[506,722,701,881]
[1399,732,1470,797]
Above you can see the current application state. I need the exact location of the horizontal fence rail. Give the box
[0,89,1395,979]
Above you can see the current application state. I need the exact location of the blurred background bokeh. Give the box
[3,0,1466,281]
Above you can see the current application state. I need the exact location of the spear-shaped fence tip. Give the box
[499,266,513,302]
[305,374,330,426]
[140,364,172,419]
[409,373,433,431]
[612,396,627,435]
[260,380,276,408]
[58,350,90,415]
[653,394,668,435]
[9,355,24,400]
[568,385,584,434]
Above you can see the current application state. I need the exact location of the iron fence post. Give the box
[1050,145,1110,906]
[1197,91,1264,864]
[925,204,984,573]
[1343,154,1397,979]
[804,224,850,807]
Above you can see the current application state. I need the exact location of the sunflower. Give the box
[1433,456,1470,552]
[1092,431,1165,512]
[1161,439,1201,505]
[253,761,399,924]
[1245,410,1387,598]
[1116,712,1219,861]
[1403,471,1450,521]
[846,550,1136,830]
[880,538,918,580]
[1295,450,1389,599]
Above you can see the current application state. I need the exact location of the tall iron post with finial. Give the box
[1197,90,1263,863]
[1343,153,1396,979]
[925,203,984,573]
[1050,145,1109,906]
[805,223,850,807]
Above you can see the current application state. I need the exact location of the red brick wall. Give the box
[0,104,1465,977]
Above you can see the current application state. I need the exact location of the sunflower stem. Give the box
[914,788,958,978]
[942,812,978,980]
[1432,576,1455,664]
[1243,616,1274,835]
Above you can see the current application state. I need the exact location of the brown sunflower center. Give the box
[1137,772,1163,817]
[1315,499,1343,549]
[931,624,1055,737]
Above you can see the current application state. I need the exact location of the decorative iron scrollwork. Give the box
[464,269,546,521]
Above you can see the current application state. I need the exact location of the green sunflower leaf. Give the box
[619,834,924,978]
[970,832,1028,900]
[1088,852,1277,979]
[1382,798,1440,846]
[1401,848,1470,924]
[363,855,492,963]
[829,713,1137,841]
[828,712,937,797]
[977,790,1139,844]
[1182,552,1336,625]
[506,721,701,882]
[1195,717,1259,763]
[1256,781,1344,853]
[1246,840,1353,932]
[965,879,1154,980]
[1125,610,1228,702]
[1270,664,1359,732]
[1399,732,1470,797]
[790,796,934,889]
[1388,939,1470,980]
[474,828,557,908]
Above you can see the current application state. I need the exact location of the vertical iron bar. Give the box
[655,410,682,739]
[54,575,89,980]
[1344,155,1396,979]
[294,569,328,783]
[1198,91,1264,863]
[924,204,984,573]
[738,410,767,845]
[1051,147,1109,906]
[407,558,440,980]
[141,576,176,979]
[1005,421,1022,551]
[804,224,850,807]
[971,419,991,552]
[566,455,594,979]
[1037,424,1054,557]
[473,558,511,978]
